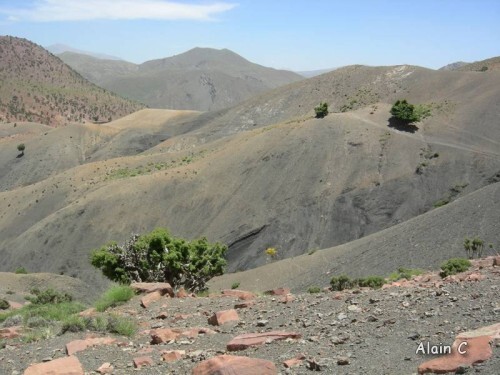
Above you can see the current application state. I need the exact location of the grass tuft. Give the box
[94,285,135,312]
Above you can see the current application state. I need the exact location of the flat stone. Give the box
[151,327,216,344]
[140,290,163,308]
[418,335,493,374]
[131,282,174,297]
[221,289,256,300]
[192,354,277,375]
[227,331,301,351]
[65,337,116,356]
[133,356,153,368]
[283,353,306,368]
[8,301,23,309]
[24,356,84,375]
[208,309,240,326]
[279,294,295,304]
[96,362,114,374]
[161,350,185,362]
[265,288,290,296]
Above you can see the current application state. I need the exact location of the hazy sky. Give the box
[0,0,499,71]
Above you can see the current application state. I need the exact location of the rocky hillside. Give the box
[0,36,144,126]
[0,63,499,289]
[0,257,499,374]
[439,56,500,72]
[58,47,303,111]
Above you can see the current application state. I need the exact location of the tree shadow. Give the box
[388,117,419,133]
[16,153,24,158]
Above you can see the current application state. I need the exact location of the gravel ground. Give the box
[1,262,499,375]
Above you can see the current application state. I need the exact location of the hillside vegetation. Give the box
[0,36,144,126]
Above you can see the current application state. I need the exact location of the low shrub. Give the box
[231,282,240,290]
[440,258,471,278]
[15,267,28,274]
[314,102,329,118]
[94,285,135,312]
[330,275,354,291]
[388,268,423,282]
[26,288,73,305]
[356,276,385,289]
[0,299,9,310]
[308,286,321,294]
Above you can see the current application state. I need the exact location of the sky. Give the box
[0,0,499,71]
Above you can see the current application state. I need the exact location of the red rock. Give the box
[24,355,84,375]
[0,326,21,339]
[279,294,295,304]
[151,327,216,344]
[131,282,174,297]
[234,301,255,309]
[283,353,306,368]
[96,362,113,374]
[8,301,23,309]
[140,290,163,308]
[136,347,155,355]
[221,289,256,300]
[465,273,486,282]
[227,331,301,351]
[208,309,240,326]
[192,355,277,375]
[78,308,97,317]
[65,337,116,356]
[161,350,185,362]
[176,287,189,298]
[173,313,191,322]
[418,323,500,374]
[265,287,290,296]
[156,311,168,319]
[332,292,344,300]
[493,256,500,266]
[133,356,154,368]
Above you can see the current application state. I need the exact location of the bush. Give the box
[314,102,328,118]
[0,299,9,310]
[440,258,471,278]
[94,285,135,312]
[15,267,28,274]
[90,228,227,292]
[308,286,321,294]
[26,288,73,305]
[17,143,25,154]
[388,267,423,282]
[463,237,484,259]
[330,275,354,291]
[390,99,419,123]
[356,276,385,289]
[231,282,240,290]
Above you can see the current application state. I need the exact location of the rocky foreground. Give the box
[1,257,499,374]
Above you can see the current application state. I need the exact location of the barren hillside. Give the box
[58,47,303,111]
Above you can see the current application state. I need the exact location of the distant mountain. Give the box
[438,61,469,71]
[297,67,338,77]
[0,36,144,126]
[47,43,123,61]
[58,47,303,111]
[453,56,500,72]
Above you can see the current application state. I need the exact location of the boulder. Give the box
[24,356,84,375]
[66,337,116,356]
[192,355,277,375]
[131,282,174,297]
[227,331,301,351]
[208,309,240,326]
[140,290,163,308]
[221,289,256,300]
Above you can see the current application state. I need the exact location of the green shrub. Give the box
[0,299,9,310]
[231,282,240,290]
[17,143,25,154]
[463,237,484,259]
[308,286,321,294]
[356,276,385,289]
[61,315,86,333]
[107,314,137,336]
[14,267,28,274]
[388,267,423,281]
[90,228,227,292]
[94,285,135,312]
[440,258,471,277]
[26,288,73,305]
[330,275,354,291]
[390,100,430,123]
[314,102,329,118]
